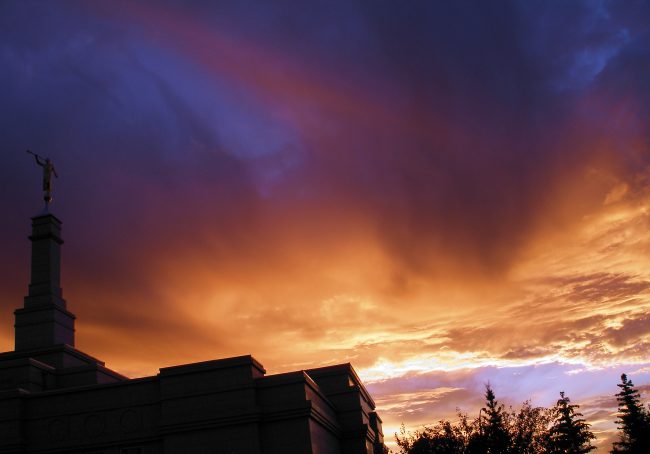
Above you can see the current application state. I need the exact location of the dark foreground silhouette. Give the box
[395,374,650,454]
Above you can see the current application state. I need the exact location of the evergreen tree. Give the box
[547,391,596,454]
[611,374,650,453]
[478,385,511,454]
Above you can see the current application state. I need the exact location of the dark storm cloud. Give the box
[241,0,650,278]
[2,0,648,286]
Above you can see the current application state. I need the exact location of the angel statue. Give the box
[27,150,58,204]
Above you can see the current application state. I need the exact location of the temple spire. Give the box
[14,213,75,350]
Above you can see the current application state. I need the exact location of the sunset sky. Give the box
[1,1,649,451]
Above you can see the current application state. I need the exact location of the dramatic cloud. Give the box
[1,1,649,451]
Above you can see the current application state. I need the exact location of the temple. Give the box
[0,213,384,453]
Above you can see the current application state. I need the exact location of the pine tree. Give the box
[547,391,596,454]
[478,385,511,454]
[611,374,650,453]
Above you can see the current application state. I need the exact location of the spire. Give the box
[14,213,75,350]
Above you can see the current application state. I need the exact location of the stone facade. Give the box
[0,214,384,453]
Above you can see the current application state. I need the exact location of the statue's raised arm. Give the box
[26,150,58,205]
[27,149,44,166]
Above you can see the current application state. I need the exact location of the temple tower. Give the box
[14,213,76,350]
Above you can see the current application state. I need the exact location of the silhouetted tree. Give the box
[394,385,601,454]
[395,414,478,454]
[478,385,511,454]
[510,401,551,454]
[395,387,555,454]
[611,374,650,453]
[547,391,595,454]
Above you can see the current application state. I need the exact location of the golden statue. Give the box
[27,150,58,204]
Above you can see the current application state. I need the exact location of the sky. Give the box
[1,0,649,451]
